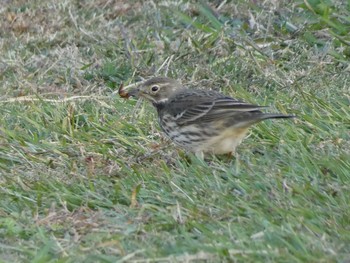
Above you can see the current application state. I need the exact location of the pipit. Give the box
[121,77,294,157]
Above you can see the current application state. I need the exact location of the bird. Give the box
[121,77,295,157]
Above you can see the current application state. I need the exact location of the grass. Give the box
[0,0,349,262]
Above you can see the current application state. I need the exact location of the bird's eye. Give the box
[151,85,159,92]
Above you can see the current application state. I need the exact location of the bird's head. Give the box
[127,77,182,104]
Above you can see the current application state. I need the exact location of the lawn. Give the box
[0,0,349,262]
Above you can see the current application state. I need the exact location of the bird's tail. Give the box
[260,113,296,120]
[231,112,296,128]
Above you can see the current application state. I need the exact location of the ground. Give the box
[0,0,349,262]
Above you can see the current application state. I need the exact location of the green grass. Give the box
[1,0,349,262]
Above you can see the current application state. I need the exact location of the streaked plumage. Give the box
[126,77,294,156]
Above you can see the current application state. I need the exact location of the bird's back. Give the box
[155,87,294,154]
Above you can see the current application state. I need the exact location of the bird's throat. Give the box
[153,101,166,111]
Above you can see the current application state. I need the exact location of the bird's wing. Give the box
[168,91,265,126]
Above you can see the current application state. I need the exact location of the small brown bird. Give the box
[123,77,294,157]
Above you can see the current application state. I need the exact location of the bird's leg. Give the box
[227,151,234,158]
[233,152,240,174]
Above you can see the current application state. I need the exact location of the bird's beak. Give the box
[126,87,141,98]
[118,82,143,99]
